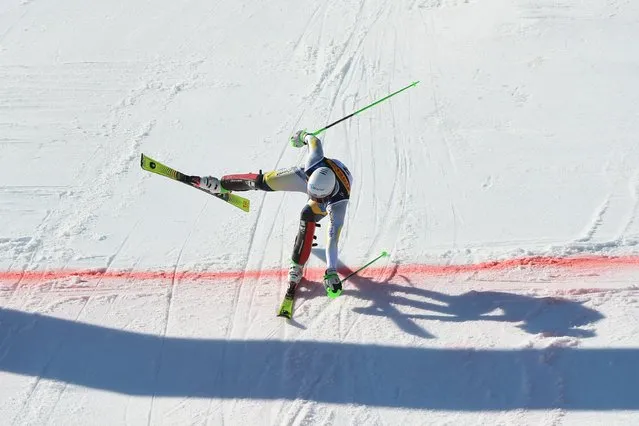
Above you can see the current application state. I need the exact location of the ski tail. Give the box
[277,296,294,319]
[277,282,298,319]
[140,153,250,213]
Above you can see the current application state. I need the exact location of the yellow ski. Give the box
[277,282,297,319]
[140,153,250,213]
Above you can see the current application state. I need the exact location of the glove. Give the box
[323,269,342,298]
[290,129,308,148]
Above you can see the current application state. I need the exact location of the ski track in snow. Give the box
[2,0,639,424]
[147,202,206,425]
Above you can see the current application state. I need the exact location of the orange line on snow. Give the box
[1,255,639,283]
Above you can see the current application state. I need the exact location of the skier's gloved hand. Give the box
[290,130,308,148]
[323,269,342,298]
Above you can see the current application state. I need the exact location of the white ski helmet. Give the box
[307,167,336,202]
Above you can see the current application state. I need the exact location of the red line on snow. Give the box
[397,255,639,275]
[1,255,639,283]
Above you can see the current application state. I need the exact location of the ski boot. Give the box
[196,176,229,194]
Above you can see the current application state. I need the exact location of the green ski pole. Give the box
[311,81,419,136]
[327,251,390,299]
[342,251,390,283]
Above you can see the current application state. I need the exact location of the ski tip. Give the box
[381,250,389,257]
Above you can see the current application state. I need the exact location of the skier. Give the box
[195,130,353,297]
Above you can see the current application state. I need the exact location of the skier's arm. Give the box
[304,134,325,171]
[290,130,325,170]
[325,200,348,272]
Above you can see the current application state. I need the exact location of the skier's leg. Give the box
[219,171,271,191]
[221,167,307,192]
[289,200,327,284]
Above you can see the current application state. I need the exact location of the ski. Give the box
[277,251,390,318]
[140,153,250,212]
[277,282,298,319]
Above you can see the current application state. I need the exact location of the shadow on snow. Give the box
[308,253,606,340]
[344,274,605,340]
[1,307,637,410]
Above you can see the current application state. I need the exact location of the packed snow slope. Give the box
[2,0,639,424]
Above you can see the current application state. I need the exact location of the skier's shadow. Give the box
[311,250,605,339]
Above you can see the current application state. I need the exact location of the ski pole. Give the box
[311,81,419,136]
[327,251,389,299]
[342,251,390,284]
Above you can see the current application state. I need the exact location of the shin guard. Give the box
[221,171,273,192]
[291,220,316,266]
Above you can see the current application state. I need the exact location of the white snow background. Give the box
[1,0,639,424]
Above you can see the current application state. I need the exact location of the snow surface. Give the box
[2,0,639,424]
